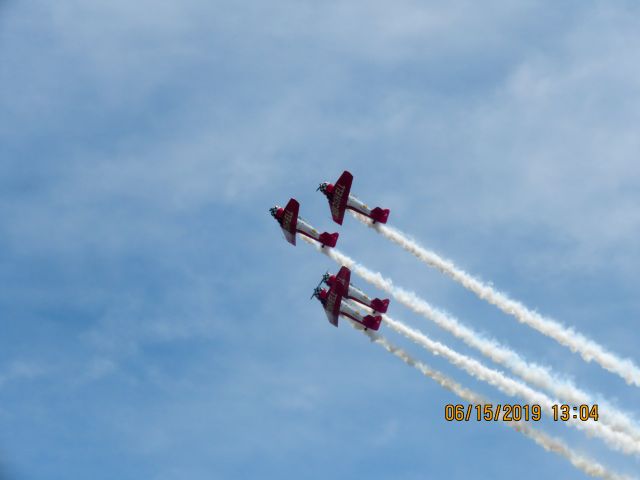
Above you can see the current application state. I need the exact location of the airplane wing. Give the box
[281,198,299,245]
[330,171,353,225]
[334,266,351,297]
[323,284,341,327]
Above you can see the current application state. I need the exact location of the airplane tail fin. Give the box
[319,232,339,248]
[370,207,390,224]
[363,314,382,331]
[370,298,390,314]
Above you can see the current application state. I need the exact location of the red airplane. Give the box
[322,266,390,314]
[318,170,390,225]
[270,198,339,248]
[312,280,382,331]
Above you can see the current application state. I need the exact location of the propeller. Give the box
[310,278,325,299]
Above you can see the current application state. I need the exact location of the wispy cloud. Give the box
[0,360,46,388]
[1,1,639,479]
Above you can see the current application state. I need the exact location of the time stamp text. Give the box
[444,404,599,422]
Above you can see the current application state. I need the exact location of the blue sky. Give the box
[1,1,639,478]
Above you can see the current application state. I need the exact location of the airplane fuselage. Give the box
[346,194,373,218]
[296,216,323,243]
[339,298,369,325]
[347,284,372,308]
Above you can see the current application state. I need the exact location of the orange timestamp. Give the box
[444,404,599,422]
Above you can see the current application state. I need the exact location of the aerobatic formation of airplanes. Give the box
[270,170,391,331]
[312,267,382,331]
[322,266,389,314]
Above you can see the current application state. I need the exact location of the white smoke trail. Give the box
[305,237,640,443]
[356,324,634,480]
[351,211,640,387]
[379,313,640,456]
[303,240,639,453]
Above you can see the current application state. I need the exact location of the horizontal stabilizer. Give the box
[370,298,390,314]
[362,314,382,331]
[370,207,390,224]
[319,232,339,248]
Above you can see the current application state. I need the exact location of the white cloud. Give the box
[0,360,46,388]
[1,2,640,477]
